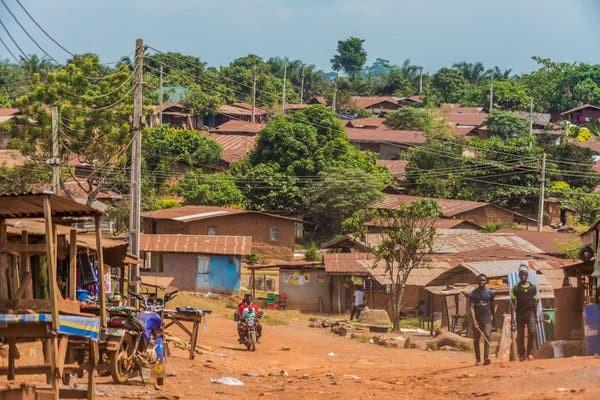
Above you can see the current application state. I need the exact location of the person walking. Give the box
[350,286,367,320]
[511,265,540,361]
[469,274,495,366]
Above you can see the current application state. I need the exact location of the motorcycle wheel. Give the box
[110,333,135,384]
[249,331,256,352]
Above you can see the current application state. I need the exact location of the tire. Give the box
[249,331,256,352]
[110,334,135,384]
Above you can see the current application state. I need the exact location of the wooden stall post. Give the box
[0,218,8,300]
[251,269,256,298]
[94,215,107,328]
[42,197,60,331]
[20,230,32,299]
[69,229,78,300]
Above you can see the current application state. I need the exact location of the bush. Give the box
[305,242,320,261]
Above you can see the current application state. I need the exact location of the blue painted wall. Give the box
[208,255,241,293]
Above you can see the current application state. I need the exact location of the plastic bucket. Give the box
[552,340,565,358]
[76,289,89,302]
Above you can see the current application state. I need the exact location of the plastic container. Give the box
[583,303,600,355]
[543,309,555,341]
[76,289,89,302]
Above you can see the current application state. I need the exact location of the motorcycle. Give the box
[106,289,178,385]
[235,309,263,351]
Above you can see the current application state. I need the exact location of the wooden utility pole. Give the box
[419,67,423,94]
[158,65,163,125]
[282,61,287,114]
[251,66,256,123]
[332,73,338,113]
[489,72,494,111]
[130,38,144,297]
[537,153,546,232]
[50,106,60,193]
[300,64,305,104]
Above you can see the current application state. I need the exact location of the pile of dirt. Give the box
[356,307,391,327]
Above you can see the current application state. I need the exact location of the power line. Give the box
[0,0,59,63]
[14,0,74,56]
[0,17,29,60]
[0,36,19,63]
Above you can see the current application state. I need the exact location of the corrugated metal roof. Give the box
[345,128,426,145]
[0,192,101,218]
[496,229,575,255]
[322,252,374,275]
[140,234,252,256]
[346,117,385,129]
[376,159,408,178]
[349,96,399,109]
[215,120,265,135]
[141,205,304,223]
[211,133,257,164]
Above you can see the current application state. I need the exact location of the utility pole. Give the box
[489,72,494,111]
[251,66,256,123]
[419,67,423,94]
[529,98,534,149]
[300,64,305,104]
[332,73,338,113]
[158,65,163,125]
[537,153,546,232]
[50,106,60,193]
[130,38,144,298]
[282,61,287,114]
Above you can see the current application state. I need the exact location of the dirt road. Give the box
[86,315,600,400]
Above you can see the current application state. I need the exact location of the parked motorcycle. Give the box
[235,309,263,351]
[106,289,178,385]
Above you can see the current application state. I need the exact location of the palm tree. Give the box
[486,66,512,80]
[453,61,486,85]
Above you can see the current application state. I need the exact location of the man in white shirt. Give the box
[350,286,367,320]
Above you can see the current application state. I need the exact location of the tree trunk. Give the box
[390,283,406,333]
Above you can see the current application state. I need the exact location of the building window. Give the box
[295,223,303,240]
[149,252,164,273]
[269,227,280,242]
[207,226,217,235]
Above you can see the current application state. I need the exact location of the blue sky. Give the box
[1,0,599,73]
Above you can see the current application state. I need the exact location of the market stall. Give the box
[0,192,107,400]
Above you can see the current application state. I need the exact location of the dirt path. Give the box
[4,315,600,399]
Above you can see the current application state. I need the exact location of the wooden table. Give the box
[163,310,209,360]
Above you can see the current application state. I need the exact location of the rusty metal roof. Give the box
[496,229,575,255]
[0,192,101,219]
[215,120,265,135]
[141,205,304,223]
[211,133,257,164]
[346,117,385,129]
[349,96,399,109]
[322,252,374,275]
[345,128,426,145]
[376,159,408,178]
[140,234,252,256]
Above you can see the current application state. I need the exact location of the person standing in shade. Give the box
[350,286,367,320]
[469,274,495,366]
[511,265,540,361]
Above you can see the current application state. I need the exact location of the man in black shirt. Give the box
[469,274,495,366]
[511,266,539,361]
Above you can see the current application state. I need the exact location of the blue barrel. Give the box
[583,304,600,355]
[76,289,89,302]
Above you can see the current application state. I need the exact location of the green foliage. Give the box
[304,242,320,261]
[486,110,530,138]
[559,188,600,225]
[154,198,183,209]
[384,107,452,136]
[431,68,468,103]
[331,37,368,80]
[178,171,245,207]
[303,167,385,236]
[556,236,583,260]
[543,142,600,191]
[361,200,441,331]
[463,80,531,111]
[480,221,504,233]
[236,163,302,212]
[142,125,222,190]
[0,163,51,194]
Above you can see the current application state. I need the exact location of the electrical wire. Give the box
[14,0,74,56]
[0,0,59,63]
[0,17,29,60]
[0,36,19,63]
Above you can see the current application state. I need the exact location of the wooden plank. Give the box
[0,323,52,338]
[21,230,32,299]
[50,336,59,400]
[496,314,512,362]
[14,271,32,300]
[7,338,16,380]
[94,215,107,328]
[5,243,48,253]
[8,254,17,299]
[0,218,8,300]
[69,230,77,300]
[43,197,60,331]
[189,320,199,360]
[56,336,69,379]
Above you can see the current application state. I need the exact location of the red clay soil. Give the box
[3,315,600,399]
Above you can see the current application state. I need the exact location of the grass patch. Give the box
[399,318,420,329]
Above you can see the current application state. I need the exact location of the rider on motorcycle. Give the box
[236,293,262,343]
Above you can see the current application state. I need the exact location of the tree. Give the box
[543,142,600,191]
[303,167,384,236]
[462,80,531,111]
[560,188,600,225]
[431,68,468,103]
[235,163,302,212]
[178,171,245,206]
[486,110,530,138]
[267,57,327,100]
[361,200,440,331]
[0,162,51,194]
[453,62,487,85]
[330,37,367,80]
[384,106,452,135]
[9,54,133,205]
